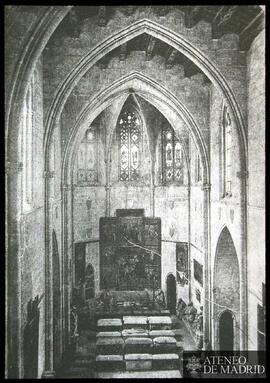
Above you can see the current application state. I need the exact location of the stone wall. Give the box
[246,30,265,350]
[59,51,210,155]
[189,134,205,310]
[213,227,240,350]
[72,98,190,298]
[43,6,246,126]
[5,6,265,376]
[18,57,46,378]
[209,83,245,349]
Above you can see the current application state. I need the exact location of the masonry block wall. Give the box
[5,6,43,98]
[43,6,248,342]
[246,30,265,350]
[18,57,46,378]
[71,97,190,295]
[59,52,210,154]
[209,83,245,349]
[5,7,265,377]
[43,7,246,127]
[188,135,205,311]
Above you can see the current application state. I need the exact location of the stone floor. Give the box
[58,316,197,378]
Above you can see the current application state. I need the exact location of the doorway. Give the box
[219,311,234,350]
[166,274,176,314]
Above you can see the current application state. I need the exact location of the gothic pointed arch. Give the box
[213,226,240,351]
[44,18,247,178]
[62,72,209,188]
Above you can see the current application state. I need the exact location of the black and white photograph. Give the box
[5,4,266,379]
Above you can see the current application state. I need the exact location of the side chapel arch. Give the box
[213,226,240,350]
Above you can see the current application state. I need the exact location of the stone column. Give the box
[201,183,211,349]
[105,157,111,217]
[61,183,72,353]
[42,170,55,379]
[187,184,191,301]
[150,160,155,217]
[105,184,111,217]
[237,169,248,350]
[6,161,23,378]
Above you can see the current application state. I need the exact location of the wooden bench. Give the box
[149,330,175,338]
[124,337,152,354]
[152,336,177,353]
[97,318,122,332]
[123,316,148,329]
[122,329,149,339]
[95,354,124,372]
[125,353,152,371]
[96,337,124,355]
[152,353,179,370]
[96,331,122,338]
[148,316,172,330]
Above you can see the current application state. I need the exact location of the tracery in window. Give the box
[161,124,184,184]
[118,109,142,181]
[77,125,98,185]
[223,106,232,196]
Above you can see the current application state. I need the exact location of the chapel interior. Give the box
[5,5,265,379]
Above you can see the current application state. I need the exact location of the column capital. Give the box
[201,183,211,191]
[5,161,23,174]
[43,170,54,179]
[236,170,249,179]
[62,183,71,191]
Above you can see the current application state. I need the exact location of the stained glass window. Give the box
[118,109,142,181]
[162,125,184,184]
[223,106,232,196]
[77,125,98,185]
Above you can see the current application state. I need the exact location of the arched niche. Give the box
[213,226,240,350]
[218,309,235,351]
